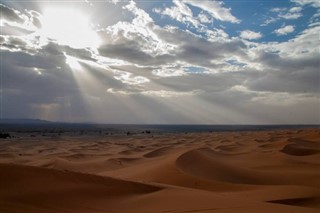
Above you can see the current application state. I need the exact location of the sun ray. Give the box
[65,54,82,70]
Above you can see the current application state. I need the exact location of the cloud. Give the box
[98,13,245,70]
[289,6,303,13]
[276,25,319,56]
[261,17,278,26]
[124,0,153,26]
[279,13,302,20]
[1,50,81,119]
[153,0,199,28]
[0,4,40,32]
[107,88,201,98]
[0,4,25,24]
[240,30,262,40]
[153,26,247,68]
[110,0,121,4]
[113,70,150,85]
[270,8,286,13]
[98,1,175,58]
[182,0,240,23]
[291,0,320,8]
[152,63,187,77]
[279,6,303,19]
[309,9,320,26]
[264,6,303,26]
[198,11,212,24]
[274,25,295,35]
[246,26,320,95]
[1,1,319,124]
[154,0,239,28]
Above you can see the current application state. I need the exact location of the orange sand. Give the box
[0,128,319,212]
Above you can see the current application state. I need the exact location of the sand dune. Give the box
[0,163,161,213]
[0,128,319,212]
[281,138,320,156]
[143,146,173,158]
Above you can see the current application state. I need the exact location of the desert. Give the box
[0,127,319,212]
[2,1,320,212]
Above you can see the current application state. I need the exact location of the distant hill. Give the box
[0,119,52,124]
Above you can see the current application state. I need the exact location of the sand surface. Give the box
[0,128,319,212]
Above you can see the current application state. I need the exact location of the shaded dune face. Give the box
[176,148,261,184]
[176,147,320,187]
[281,138,320,156]
[173,145,320,209]
[0,163,162,213]
[0,163,162,197]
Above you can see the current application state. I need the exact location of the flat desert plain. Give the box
[0,128,319,212]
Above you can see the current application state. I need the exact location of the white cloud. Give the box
[152,63,187,77]
[111,0,120,5]
[289,7,302,13]
[266,6,302,27]
[291,0,320,8]
[182,0,240,23]
[279,9,303,19]
[261,17,278,26]
[276,25,320,57]
[142,89,200,97]
[309,10,320,26]
[204,28,229,42]
[153,0,199,28]
[124,1,154,26]
[198,11,212,24]
[279,13,302,19]
[152,68,185,77]
[274,25,295,35]
[172,0,193,17]
[0,4,40,31]
[240,30,262,40]
[99,1,176,58]
[107,88,200,98]
[271,7,286,13]
[154,0,239,26]
[113,71,150,85]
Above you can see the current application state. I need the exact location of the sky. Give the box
[0,0,319,124]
